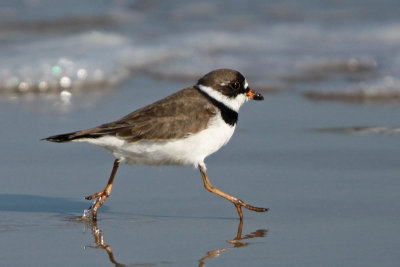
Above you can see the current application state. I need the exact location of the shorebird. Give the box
[45,69,268,220]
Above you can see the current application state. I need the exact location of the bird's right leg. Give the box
[85,159,120,220]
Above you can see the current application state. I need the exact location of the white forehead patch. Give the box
[244,79,248,89]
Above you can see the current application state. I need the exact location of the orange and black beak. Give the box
[246,88,264,101]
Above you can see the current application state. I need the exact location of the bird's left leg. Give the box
[199,165,268,220]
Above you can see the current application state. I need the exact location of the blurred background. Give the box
[1,0,400,266]
[2,0,400,105]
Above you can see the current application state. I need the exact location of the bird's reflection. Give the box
[78,218,267,266]
[83,220,128,267]
[198,220,267,266]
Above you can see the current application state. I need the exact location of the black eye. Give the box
[230,81,240,90]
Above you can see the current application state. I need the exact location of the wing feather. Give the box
[61,87,217,143]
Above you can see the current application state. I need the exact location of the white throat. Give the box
[196,84,248,112]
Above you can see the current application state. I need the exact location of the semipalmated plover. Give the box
[45,69,268,220]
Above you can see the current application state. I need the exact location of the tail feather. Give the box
[42,132,79,143]
[43,131,107,143]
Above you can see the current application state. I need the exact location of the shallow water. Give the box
[1,1,400,266]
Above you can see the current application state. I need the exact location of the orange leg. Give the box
[86,159,120,220]
[199,165,268,220]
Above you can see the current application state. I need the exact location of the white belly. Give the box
[76,116,235,168]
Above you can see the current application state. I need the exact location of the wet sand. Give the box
[1,76,400,266]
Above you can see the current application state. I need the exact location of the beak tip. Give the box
[252,93,264,101]
[246,88,264,101]
[255,94,264,101]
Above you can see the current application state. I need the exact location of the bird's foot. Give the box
[84,189,110,221]
[234,199,269,220]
